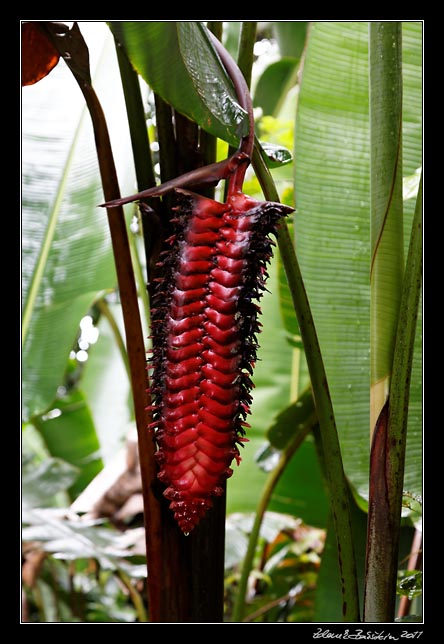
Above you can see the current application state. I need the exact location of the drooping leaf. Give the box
[21,21,60,86]
[267,387,314,450]
[269,437,329,528]
[260,141,293,168]
[42,21,92,85]
[272,22,309,59]
[22,508,143,571]
[108,21,249,147]
[33,389,103,499]
[22,23,135,421]
[22,457,79,509]
[254,58,299,117]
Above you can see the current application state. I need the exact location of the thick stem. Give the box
[369,21,404,437]
[364,23,417,624]
[364,173,423,622]
[236,22,257,90]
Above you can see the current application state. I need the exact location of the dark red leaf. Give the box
[21,22,60,86]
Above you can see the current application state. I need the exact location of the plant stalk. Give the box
[369,21,404,438]
[364,22,412,623]
[252,142,360,622]
[364,173,422,622]
[236,22,257,90]
[96,297,131,383]
[113,35,156,191]
[117,569,149,622]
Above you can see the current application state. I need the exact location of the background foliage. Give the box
[22,21,422,623]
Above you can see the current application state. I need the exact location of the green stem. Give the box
[113,35,156,191]
[231,392,316,622]
[388,172,422,513]
[363,174,423,622]
[113,32,159,321]
[117,569,149,622]
[237,22,257,90]
[364,22,407,623]
[96,297,131,383]
[369,21,404,435]
[252,141,360,622]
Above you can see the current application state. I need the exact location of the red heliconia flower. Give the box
[101,28,294,533]
[148,189,292,532]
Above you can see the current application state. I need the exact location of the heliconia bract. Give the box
[148,188,293,533]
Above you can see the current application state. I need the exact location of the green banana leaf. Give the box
[33,388,103,499]
[108,21,249,148]
[294,21,422,502]
[22,24,136,422]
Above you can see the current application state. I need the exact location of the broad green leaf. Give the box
[108,21,248,147]
[269,437,329,528]
[33,389,103,499]
[294,22,422,501]
[403,167,422,201]
[22,23,135,421]
[245,388,328,528]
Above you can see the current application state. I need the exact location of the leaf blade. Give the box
[22,25,135,421]
[108,21,248,147]
[294,21,422,501]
